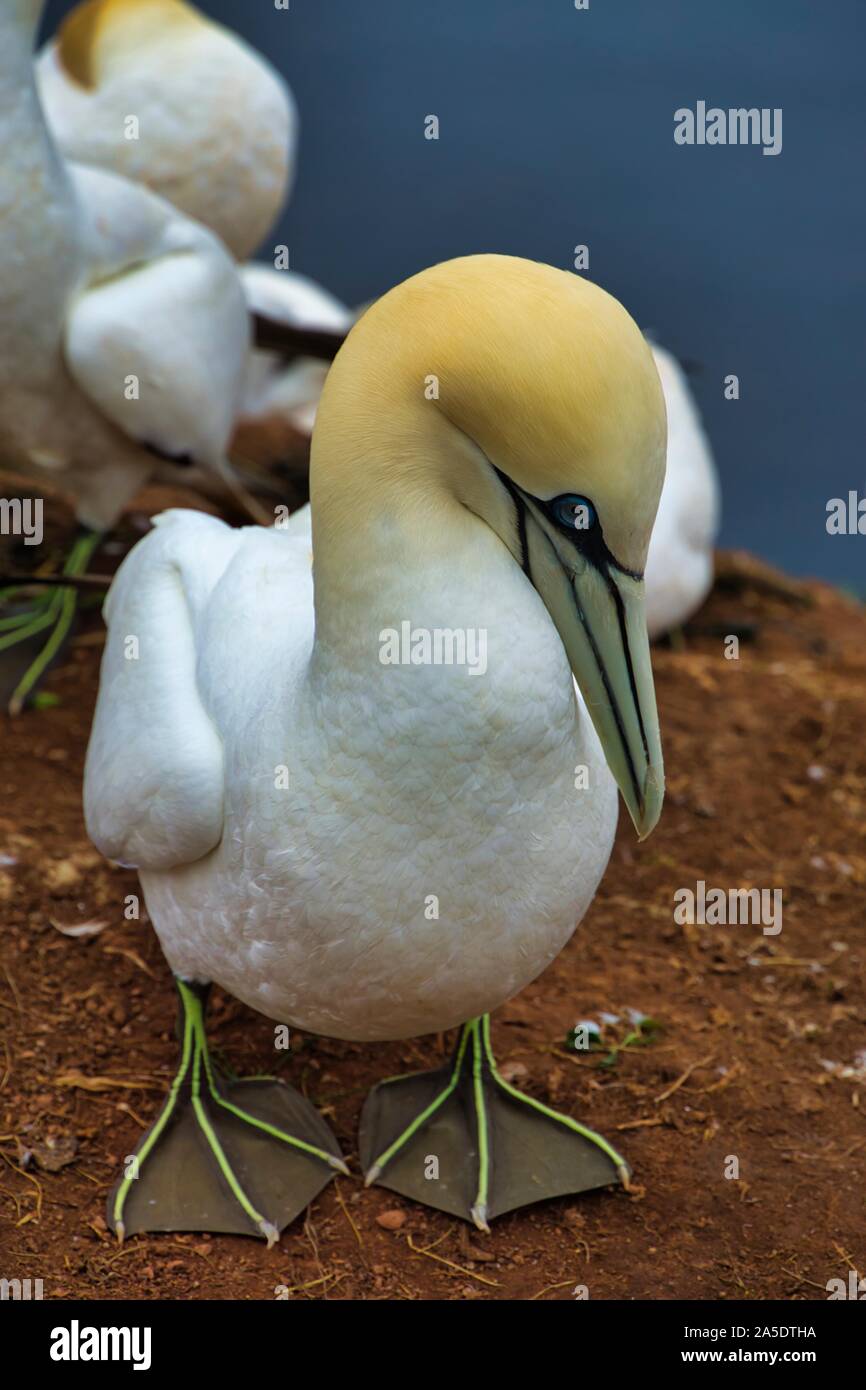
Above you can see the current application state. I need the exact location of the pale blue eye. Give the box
[551,495,597,532]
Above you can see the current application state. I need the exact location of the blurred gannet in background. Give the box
[84,254,666,1239]
[0,0,262,713]
[38,0,357,486]
[645,344,720,637]
[37,0,296,260]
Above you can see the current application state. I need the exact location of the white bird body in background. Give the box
[37,0,296,261]
[645,345,720,637]
[84,255,667,1237]
[0,159,249,531]
[0,0,257,713]
[1,1,252,529]
[37,0,357,474]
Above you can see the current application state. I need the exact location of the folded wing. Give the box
[84,510,243,870]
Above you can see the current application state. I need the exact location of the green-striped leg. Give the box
[0,530,101,714]
[109,978,348,1245]
[360,1014,630,1230]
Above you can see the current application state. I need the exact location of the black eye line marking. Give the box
[544,492,643,582]
[493,468,531,577]
[493,468,643,583]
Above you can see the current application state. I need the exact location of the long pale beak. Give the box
[525,522,664,838]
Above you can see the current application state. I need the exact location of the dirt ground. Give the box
[1,506,864,1301]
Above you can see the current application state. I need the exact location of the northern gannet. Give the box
[645,345,720,637]
[37,0,295,261]
[0,0,260,713]
[84,254,666,1238]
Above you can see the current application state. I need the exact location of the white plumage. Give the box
[85,505,618,1039]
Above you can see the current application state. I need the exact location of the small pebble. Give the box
[376,1209,407,1231]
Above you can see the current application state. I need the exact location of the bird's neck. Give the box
[306,398,581,776]
[304,343,585,771]
[309,381,496,664]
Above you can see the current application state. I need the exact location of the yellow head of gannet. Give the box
[37,0,295,260]
[54,0,194,85]
[312,252,667,836]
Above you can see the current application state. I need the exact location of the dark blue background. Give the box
[42,0,866,586]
